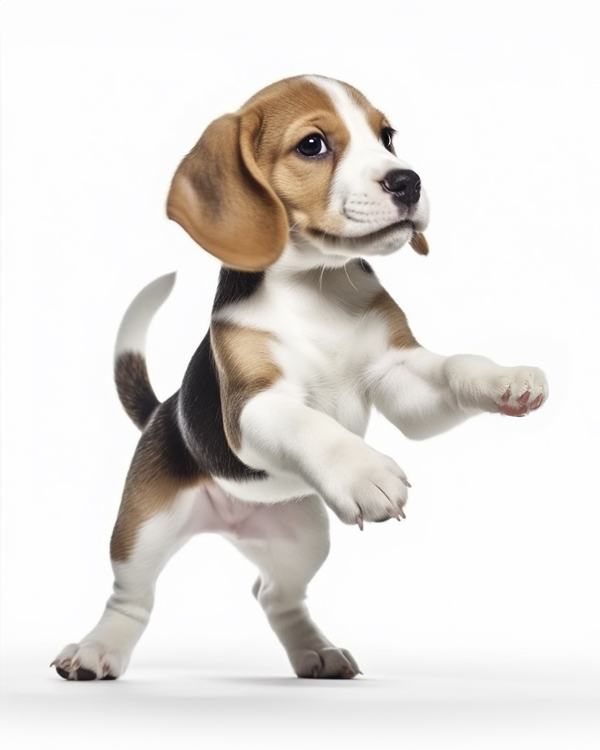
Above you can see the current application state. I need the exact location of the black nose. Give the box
[381,169,421,206]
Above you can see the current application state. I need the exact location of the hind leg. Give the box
[52,487,205,680]
[229,494,360,678]
[53,394,210,680]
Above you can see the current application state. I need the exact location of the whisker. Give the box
[344,263,358,292]
[319,264,326,292]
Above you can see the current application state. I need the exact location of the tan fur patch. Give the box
[167,111,288,271]
[409,231,429,256]
[368,290,419,349]
[245,77,351,237]
[210,321,282,450]
[110,399,205,562]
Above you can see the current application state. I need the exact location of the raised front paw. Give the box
[317,441,410,529]
[476,365,548,417]
[495,367,547,416]
[445,356,548,417]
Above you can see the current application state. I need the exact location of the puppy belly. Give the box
[180,483,297,541]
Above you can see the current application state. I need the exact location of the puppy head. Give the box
[167,76,429,270]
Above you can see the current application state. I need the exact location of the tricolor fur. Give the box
[53,76,547,681]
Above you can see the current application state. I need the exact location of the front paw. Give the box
[446,356,548,417]
[317,443,410,528]
[494,367,548,416]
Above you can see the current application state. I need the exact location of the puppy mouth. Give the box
[307,220,414,249]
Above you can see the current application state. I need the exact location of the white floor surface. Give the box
[2,646,598,750]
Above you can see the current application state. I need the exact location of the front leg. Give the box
[238,390,410,527]
[369,347,548,440]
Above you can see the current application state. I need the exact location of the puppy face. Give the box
[257,77,429,261]
[305,77,430,259]
[167,76,429,271]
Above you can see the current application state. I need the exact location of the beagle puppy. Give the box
[52,75,548,681]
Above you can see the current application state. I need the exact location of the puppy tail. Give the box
[114,273,177,430]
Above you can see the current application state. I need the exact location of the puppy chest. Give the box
[274,331,373,434]
[215,265,388,434]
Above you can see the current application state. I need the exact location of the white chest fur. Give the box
[214,258,386,435]
[212,257,391,503]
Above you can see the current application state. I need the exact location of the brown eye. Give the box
[381,128,395,152]
[296,134,328,157]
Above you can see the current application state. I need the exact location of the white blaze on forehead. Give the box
[306,76,381,148]
[309,76,412,175]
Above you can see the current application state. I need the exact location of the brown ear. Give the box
[166,111,288,271]
[409,232,429,256]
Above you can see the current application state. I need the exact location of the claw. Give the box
[51,658,70,669]
[402,477,412,488]
[530,394,543,409]
[518,390,531,406]
[356,511,364,531]
[387,505,401,521]
[312,664,321,678]
[398,506,406,519]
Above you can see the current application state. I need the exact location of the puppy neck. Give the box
[272,235,357,277]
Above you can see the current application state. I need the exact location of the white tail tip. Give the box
[115,273,177,359]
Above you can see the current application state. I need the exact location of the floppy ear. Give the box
[166,111,289,271]
[409,232,429,256]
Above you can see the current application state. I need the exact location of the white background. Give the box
[1,1,599,748]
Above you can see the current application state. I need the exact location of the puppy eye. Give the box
[381,128,395,152]
[296,134,328,157]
